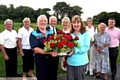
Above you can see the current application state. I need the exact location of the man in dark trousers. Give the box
[105,18,120,80]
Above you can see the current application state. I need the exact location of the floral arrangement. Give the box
[43,30,80,56]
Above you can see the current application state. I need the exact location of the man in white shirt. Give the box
[85,17,98,75]
[0,19,18,77]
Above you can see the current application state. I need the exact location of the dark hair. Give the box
[108,18,115,21]
[87,17,93,22]
[70,15,86,34]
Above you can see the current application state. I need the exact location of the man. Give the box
[0,19,18,77]
[29,15,58,80]
[105,18,120,80]
[85,17,98,75]
[46,16,59,76]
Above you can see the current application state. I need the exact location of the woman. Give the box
[94,23,110,80]
[67,15,90,80]
[17,17,35,80]
[61,16,71,71]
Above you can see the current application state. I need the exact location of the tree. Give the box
[53,2,70,19]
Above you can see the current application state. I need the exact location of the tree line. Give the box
[0,2,120,26]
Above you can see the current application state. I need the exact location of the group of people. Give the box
[85,17,120,80]
[0,14,119,80]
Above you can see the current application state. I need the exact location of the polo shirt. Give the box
[17,26,34,49]
[0,29,17,48]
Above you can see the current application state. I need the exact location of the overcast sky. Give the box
[1,0,120,21]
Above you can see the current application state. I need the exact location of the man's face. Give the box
[37,16,47,29]
[5,22,13,31]
[108,19,115,28]
[49,18,57,27]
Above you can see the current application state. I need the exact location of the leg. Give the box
[67,65,75,80]
[49,56,59,80]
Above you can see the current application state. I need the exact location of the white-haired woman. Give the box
[17,17,35,79]
[94,23,110,80]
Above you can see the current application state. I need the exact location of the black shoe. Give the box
[15,72,22,77]
[112,74,117,80]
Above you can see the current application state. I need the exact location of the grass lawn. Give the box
[0,22,120,77]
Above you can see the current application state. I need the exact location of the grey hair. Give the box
[23,17,31,23]
[49,16,57,22]
[37,14,48,22]
[4,19,13,25]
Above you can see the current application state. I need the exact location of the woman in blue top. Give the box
[67,15,90,80]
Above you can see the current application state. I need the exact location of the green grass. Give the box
[0,22,120,77]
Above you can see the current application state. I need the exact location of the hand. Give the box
[19,51,24,56]
[67,50,74,56]
[50,52,58,57]
[96,47,102,53]
[4,54,9,60]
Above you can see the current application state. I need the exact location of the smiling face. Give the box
[23,20,30,28]
[49,17,57,27]
[5,21,13,31]
[37,15,48,29]
[72,20,81,31]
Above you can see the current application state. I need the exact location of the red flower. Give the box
[74,36,79,40]
[63,57,67,68]
[50,43,55,48]
[43,39,47,43]
[57,42,63,48]
[56,36,61,41]
[68,42,74,49]
[63,34,72,40]
[61,40,67,45]
[48,35,54,41]
[57,30,63,34]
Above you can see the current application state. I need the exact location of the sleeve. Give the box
[0,33,5,45]
[29,32,39,49]
[17,29,22,38]
[106,33,111,44]
[75,31,90,54]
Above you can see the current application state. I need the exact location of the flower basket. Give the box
[43,30,80,56]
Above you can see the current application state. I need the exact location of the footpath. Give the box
[58,64,120,80]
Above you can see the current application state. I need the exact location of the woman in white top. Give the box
[61,16,71,71]
[17,18,35,79]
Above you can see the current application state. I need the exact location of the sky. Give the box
[1,0,120,21]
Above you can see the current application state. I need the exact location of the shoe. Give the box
[112,74,117,80]
[89,71,93,75]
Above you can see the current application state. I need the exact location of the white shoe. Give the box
[85,71,88,74]
[89,72,93,75]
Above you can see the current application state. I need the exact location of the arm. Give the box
[17,38,24,56]
[75,31,90,54]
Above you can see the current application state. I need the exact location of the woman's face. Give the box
[62,21,70,29]
[23,20,30,28]
[99,25,105,33]
[72,20,81,31]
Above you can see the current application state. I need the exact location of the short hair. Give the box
[98,23,107,28]
[62,17,70,23]
[22,17,31,23]
[37,14,48,22]
[87,17,93,22]
[109,18,115,21]
[49,16,57,22]
[4,19,13,25]
[70,15,86,34]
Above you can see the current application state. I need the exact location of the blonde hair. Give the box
[62,17,70,23]
[4,19,13,25]
[22,17,31,23]
[98,23,106,28]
